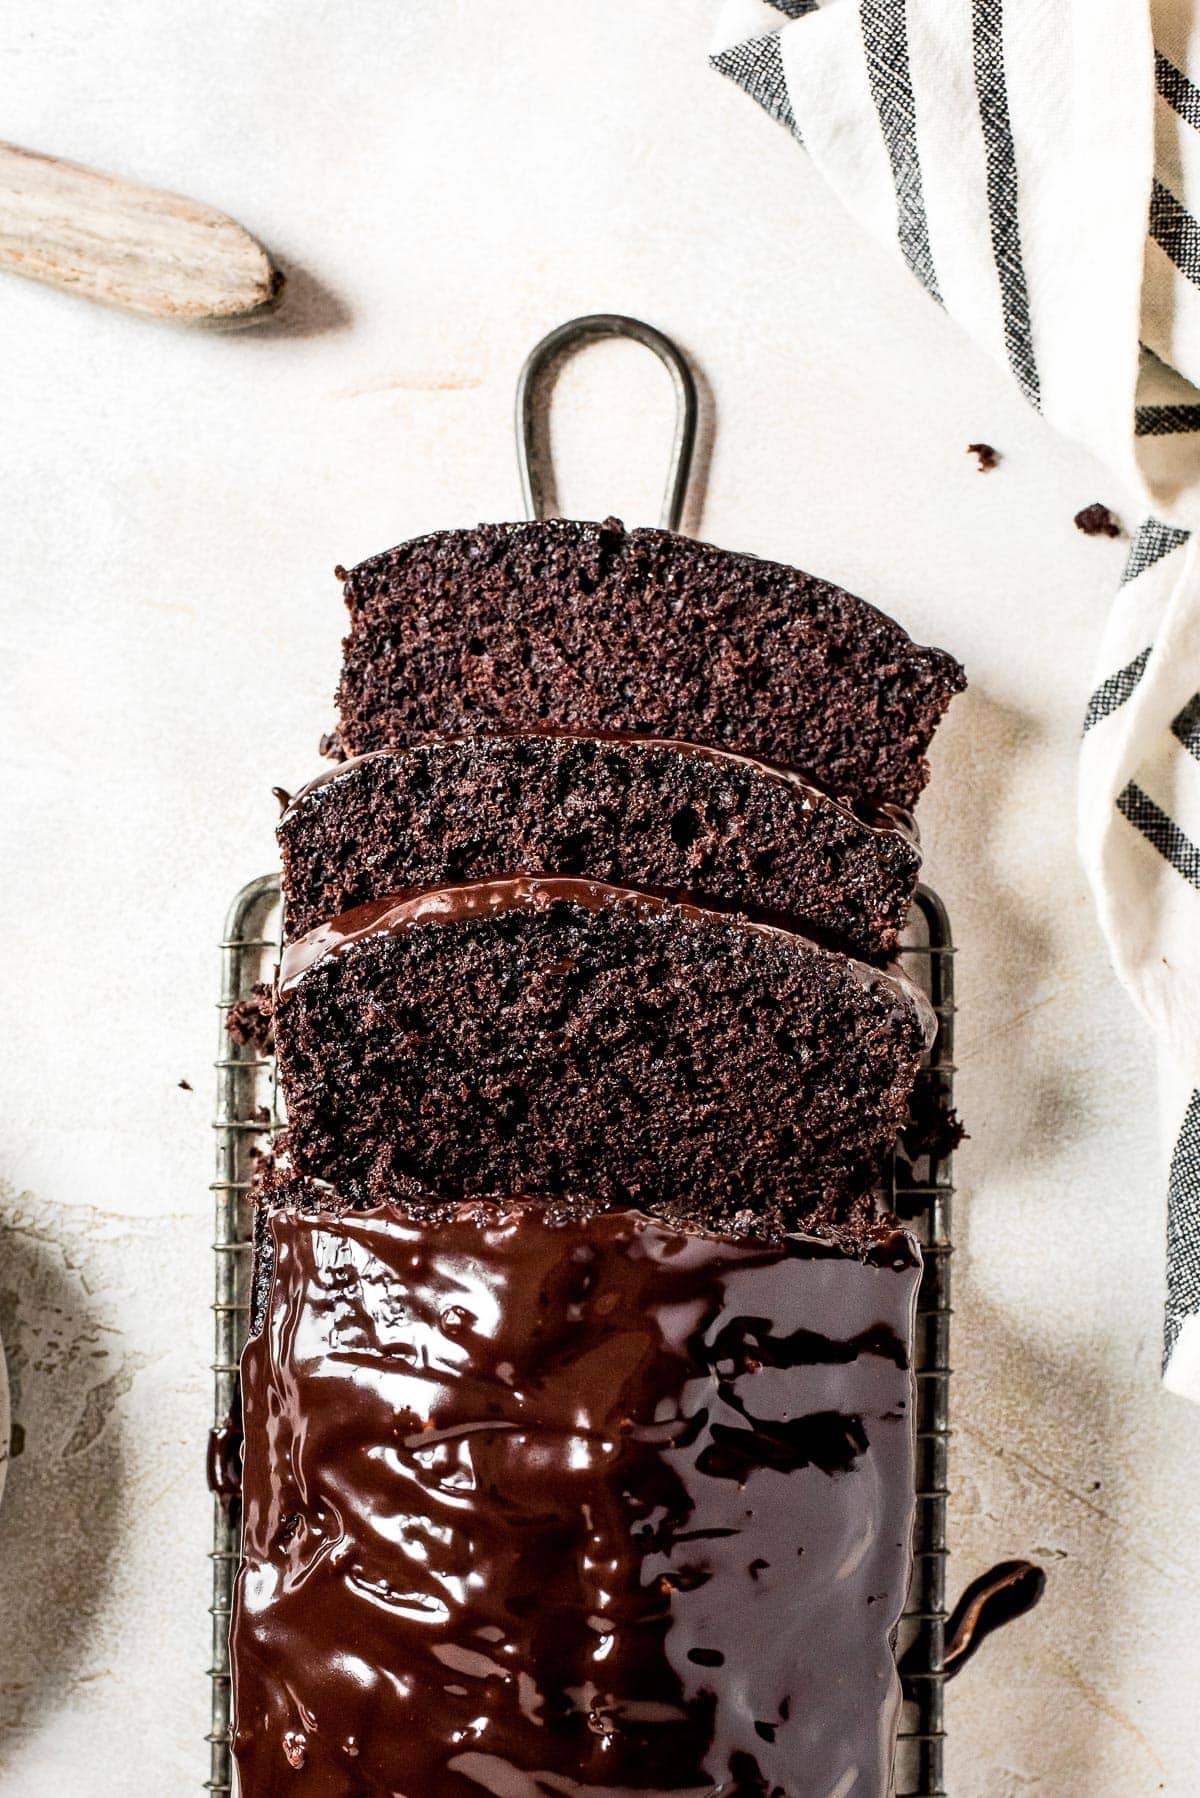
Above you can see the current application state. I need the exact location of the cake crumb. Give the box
[966,442,999,472]
[335,517,965,813]
[318,729,345,762]
[178,1078,193,1091]
[226,983,275,1050]
[1074,502,1122,538]
[901,1069,966,1163]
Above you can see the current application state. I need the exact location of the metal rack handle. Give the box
[514,313,698,531]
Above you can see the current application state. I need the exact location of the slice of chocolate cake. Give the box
[333,519,965,811]
[273,876,935,1237]
[278,732,922,957]
[231,1186,922,1797]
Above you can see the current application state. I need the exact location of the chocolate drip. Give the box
[206,1407,243,1507]
[231,1200,921,1795]
[942,1560,1045,1679]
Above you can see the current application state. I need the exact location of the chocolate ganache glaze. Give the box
[231,1197,922,1796]
[275,874,936,1048]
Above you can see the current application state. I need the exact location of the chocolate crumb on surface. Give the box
[178,1078,193,1091]
[900,1067,966,1163]
[225,981,275,1050]
[1074,502,1122,538]
[967,442,999,472]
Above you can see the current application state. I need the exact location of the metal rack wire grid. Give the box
[208,876,956,1797]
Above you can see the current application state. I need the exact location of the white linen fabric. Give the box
[711,0,1200,1397]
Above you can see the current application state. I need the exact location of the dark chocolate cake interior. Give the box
[273,875,934,1239]
[334,518,965,810]
[279,732,921,957]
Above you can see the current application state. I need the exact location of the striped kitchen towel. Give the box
[711,0,1200,1398]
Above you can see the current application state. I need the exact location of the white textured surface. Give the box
[0,3,1196,1793]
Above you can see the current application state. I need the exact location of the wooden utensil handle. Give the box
[0,141,283,326]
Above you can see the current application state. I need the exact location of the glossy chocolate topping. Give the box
[231,1199,921,1796]
[280,731,919,846]
[275,874,938,1048]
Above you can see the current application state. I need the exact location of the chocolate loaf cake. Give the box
[231,1188,922,1797]
[333,519,965,810]
[273,875,935,1237]
[278,732,922,956]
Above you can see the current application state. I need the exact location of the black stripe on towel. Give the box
[1136,403,1200,436]
[1165,1089,1200,1368]
[1116,782,1200,889]
[1082,646,1152,733]
[1121,517,1191,584]
[1171,692,1200,760]
[710,32,802,140]
[1150,179,1200,288]
[971,0,1040,404]
[762,0,819,15]
[860,0,942,300]
[1156,51,1200,131]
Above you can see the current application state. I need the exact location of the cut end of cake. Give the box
[273,875,935,1240]
[277,731,922,956]
[334,519,965,811]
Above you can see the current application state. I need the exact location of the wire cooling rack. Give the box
[890,886,955,1798]
[207,874,282,1797]
[206,876,957,1797]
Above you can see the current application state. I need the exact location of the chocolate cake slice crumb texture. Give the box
[278,732,922,956]
[334,518,965,810]
[273,876,935,1239]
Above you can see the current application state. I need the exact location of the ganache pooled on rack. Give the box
[231,1185,922,1797]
